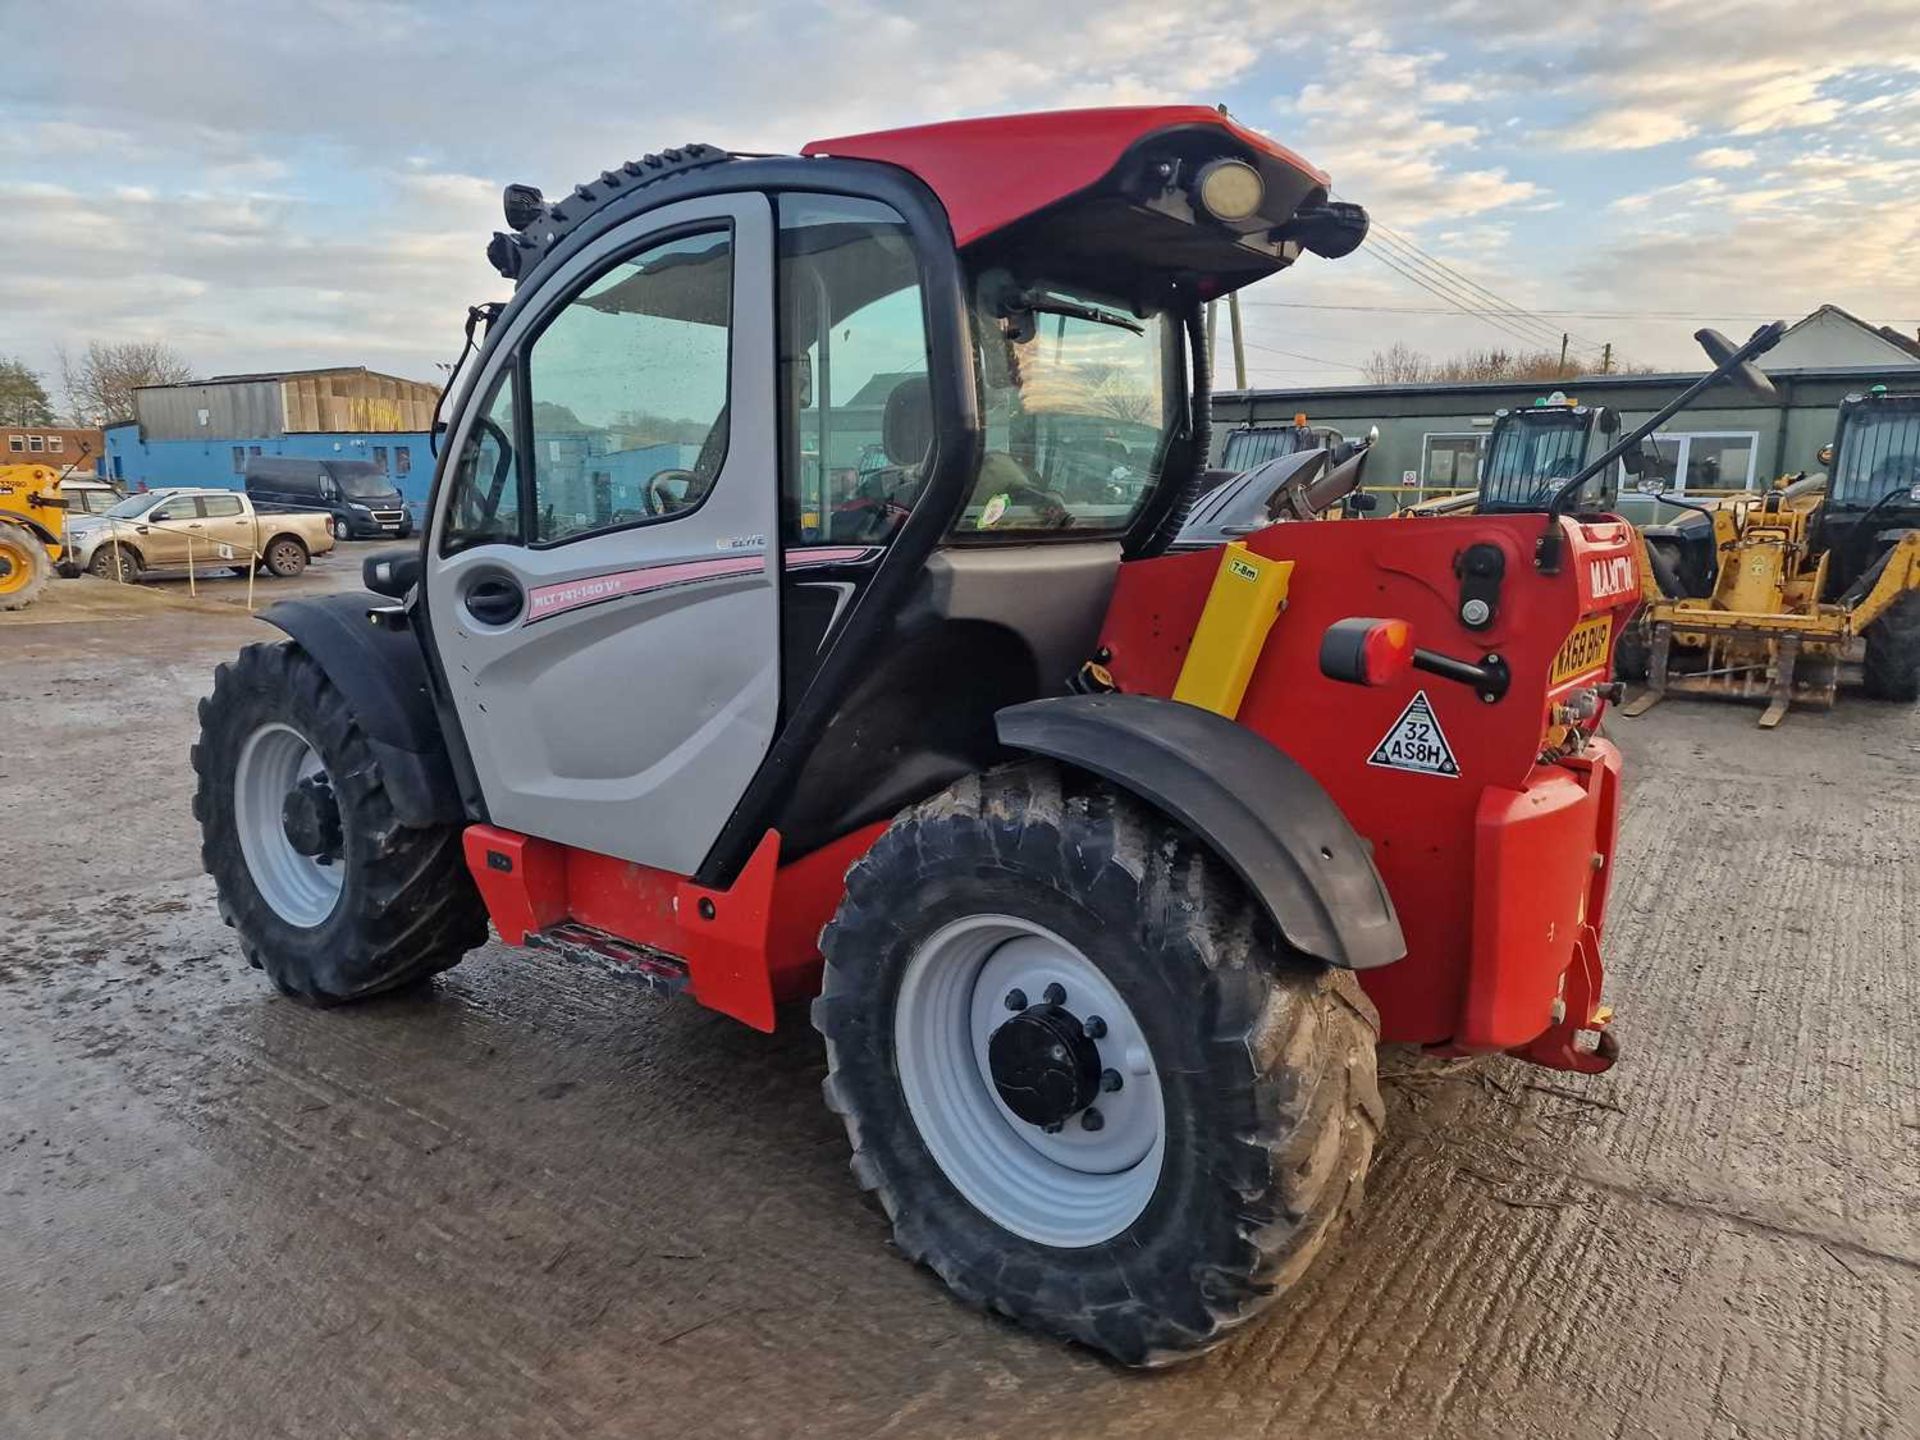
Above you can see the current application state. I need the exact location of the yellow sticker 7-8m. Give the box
[1551,612,1614,685]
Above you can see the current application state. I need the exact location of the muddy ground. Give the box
[2,576,1915,1439]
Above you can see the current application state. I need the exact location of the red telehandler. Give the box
[195,107,1643,1364]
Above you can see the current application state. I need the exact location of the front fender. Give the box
[260,595,466,826]
[996,693,1405,970]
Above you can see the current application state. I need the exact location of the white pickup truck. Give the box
[63,487,337,582]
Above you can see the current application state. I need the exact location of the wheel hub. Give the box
[988,1003,1101,1127]
[281,775,343,862]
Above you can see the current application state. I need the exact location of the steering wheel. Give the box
[646,468,701,517]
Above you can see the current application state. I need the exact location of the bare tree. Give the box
[0,357,55,426]
[1362,341,1432,385]
[59,341,194,425]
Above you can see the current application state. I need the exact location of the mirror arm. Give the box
[1536,319,1786,572]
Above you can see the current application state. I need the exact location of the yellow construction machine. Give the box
[1618,386,1920,726]
[0,462,74,611]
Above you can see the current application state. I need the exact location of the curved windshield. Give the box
[334,467,395,499]
[1831,403,1920,507]
[1480,410,1588,507]
[104,492,163,519]
[958,280,1171,536]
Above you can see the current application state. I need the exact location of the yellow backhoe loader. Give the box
[1619,385,1920,726]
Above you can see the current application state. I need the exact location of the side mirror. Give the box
[1365,425,1381,445]
[1817,443,1834,466]
[1696,326,1780,401]
[1348,492,1379,513]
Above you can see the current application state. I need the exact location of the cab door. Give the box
[197,492,255,563]
[141,495,198,566]
[424,195,778,876]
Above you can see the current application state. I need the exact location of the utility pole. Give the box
[1558,332,1569,378]
[1227,291,1248,390]
[1601,342,1613,375]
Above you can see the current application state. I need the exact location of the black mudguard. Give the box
[996,693,1405,970]
[259,595,467,827]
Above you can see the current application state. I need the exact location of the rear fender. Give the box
[995,693,1405,970]
[260,595,467,826]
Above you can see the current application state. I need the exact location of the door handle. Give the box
[464,576,524,626]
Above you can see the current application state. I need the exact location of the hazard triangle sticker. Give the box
[1367,690,1460,778]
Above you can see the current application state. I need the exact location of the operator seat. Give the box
[831,376,932,541]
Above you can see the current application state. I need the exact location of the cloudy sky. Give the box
[4,0,1917,396]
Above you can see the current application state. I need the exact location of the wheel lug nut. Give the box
[1083,1015,1107,1039]
[1042,982,1066,1006]
[1081,1107,1104,1132]
[1101,1069,1123,1093]
[1043,1120,1064,1134]
[1004,988,1027,1011]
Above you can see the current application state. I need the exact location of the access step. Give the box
[524,921,691,996]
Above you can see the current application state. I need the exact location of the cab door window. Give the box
[442,372,523,554]
[524,229,734,545]
[776,196,931,546]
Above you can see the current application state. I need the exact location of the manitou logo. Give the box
[1588,555,1635,599]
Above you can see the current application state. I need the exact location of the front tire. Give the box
[1863,591,1920,702]
[89,543,141,583]
[815,763,1383,1366]
[193,641,488,1001]
[0,528,49,611]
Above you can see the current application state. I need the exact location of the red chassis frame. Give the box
[464,514,1639,1075]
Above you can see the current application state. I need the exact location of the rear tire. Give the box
[265,537,308,577]
[193,641,489,1001]
[815,762,1383,1366]
[1614,615,1650,682]
[0,528,50,611]
[1862,592,1920,702]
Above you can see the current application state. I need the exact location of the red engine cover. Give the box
[1098,515,1639,1054]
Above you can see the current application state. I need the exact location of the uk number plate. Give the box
[1551,613,1614,686]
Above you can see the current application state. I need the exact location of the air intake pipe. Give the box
[1133,305,1212,558]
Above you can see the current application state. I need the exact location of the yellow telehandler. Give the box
[0,462,73,611]
[1619,385,1920,726]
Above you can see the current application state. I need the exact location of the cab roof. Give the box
[801,105,1328,248]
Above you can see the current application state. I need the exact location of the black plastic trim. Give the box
[995,694,1405,970]
[258,595,469,828]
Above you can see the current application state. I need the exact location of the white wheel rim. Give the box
[234,722,343,927]
[894,914,1165,1248]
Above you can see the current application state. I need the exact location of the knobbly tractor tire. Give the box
[264,537,309,578]
[1862,591,1920,702]
[1613,616,1650,682]
[814,762,1383,1366]
[193,641,488,1002]
[0,527,50,611]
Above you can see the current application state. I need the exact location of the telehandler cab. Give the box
[196,106,1642,1364]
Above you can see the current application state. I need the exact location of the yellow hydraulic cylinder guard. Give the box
[1173,542,1293,719]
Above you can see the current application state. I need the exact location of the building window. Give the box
[1421,433,1483,489]
[27,434,43,452]
[249,445,262,457]
[373,445,389,469]
[395,445,410,475]
[1641,431,1759,494]
[47,437,63,454]
[232,446,246,472]
[7,436,21,452]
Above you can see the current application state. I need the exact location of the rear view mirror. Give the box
[1348,492,1379,513]
[1696,326,1780,401]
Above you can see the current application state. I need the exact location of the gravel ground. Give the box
[2,576,1915,1439]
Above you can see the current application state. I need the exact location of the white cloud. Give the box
[1694,147,1758,170]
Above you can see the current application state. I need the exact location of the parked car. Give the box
[57,477,126,518]
[64,487,336,582]
[244,456,413,540]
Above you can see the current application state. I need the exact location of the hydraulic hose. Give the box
[1133,304,1211,558]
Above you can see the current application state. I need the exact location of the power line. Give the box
[1357,242,1560,353]
[1364,231,1572,352]
[1238,338,1368,371]
[1365,217,1609,355]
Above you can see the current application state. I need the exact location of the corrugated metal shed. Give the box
[135,378,285,441]
[132,368,440,441]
